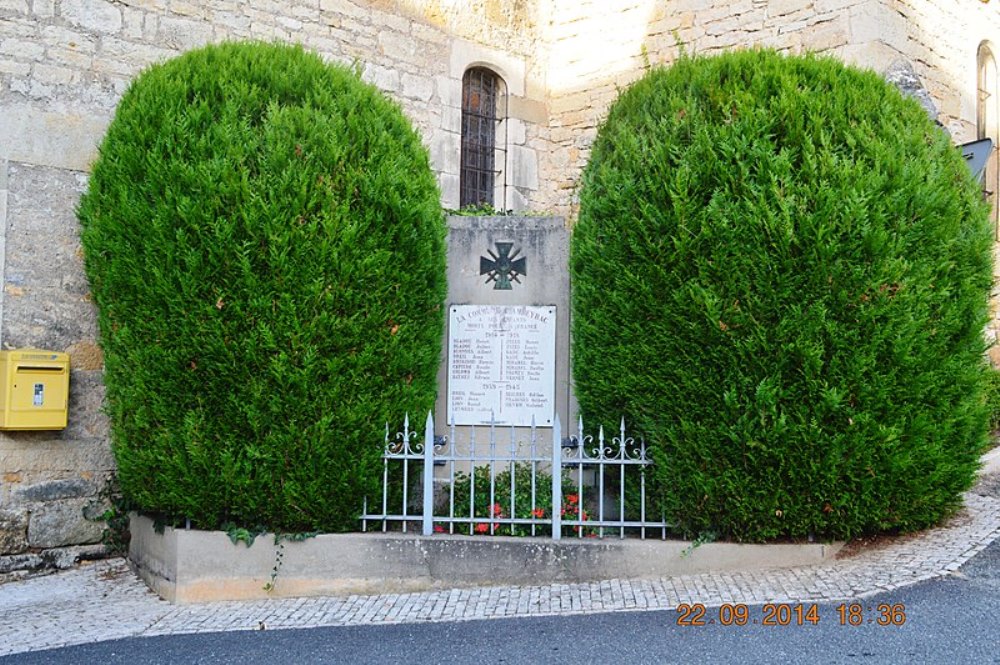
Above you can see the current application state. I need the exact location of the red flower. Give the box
[491,503,504,517]
[531,508,545,519]
[475,523,489,534]
[566,494,579,505]
[433,525,446,533]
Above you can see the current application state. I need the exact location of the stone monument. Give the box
[435,215,573,443]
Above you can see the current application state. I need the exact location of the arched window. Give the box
[978,42,999,236]
[461,67,507,209]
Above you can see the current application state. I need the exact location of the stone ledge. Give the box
[0,543,106,582]
[128,513,842,604]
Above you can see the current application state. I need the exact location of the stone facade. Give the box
[1,0,999,571]
[0,0,553,575]
[536,0,1000,217]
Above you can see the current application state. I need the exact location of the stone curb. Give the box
[127,513,842,604]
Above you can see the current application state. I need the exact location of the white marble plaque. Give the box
[447,305,556,426]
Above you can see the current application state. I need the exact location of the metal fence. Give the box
[360,413,671,540]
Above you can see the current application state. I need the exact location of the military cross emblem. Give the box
[480,242,526,290]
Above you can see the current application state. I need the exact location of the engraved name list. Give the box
[447,305,556,426]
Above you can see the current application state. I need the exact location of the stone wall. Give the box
[535,0,1000,360]
[885,0,1000,356]
[0,0,550,572]
[536,0,1000,219]
[0,0,549,209]
[0,160,109,578]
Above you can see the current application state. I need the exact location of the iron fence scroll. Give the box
[361,412,670,540]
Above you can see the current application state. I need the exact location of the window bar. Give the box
[460,68,499,208]
[500,87,509,210]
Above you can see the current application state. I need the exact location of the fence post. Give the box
[422,411,435,536]
[552,414,562,541]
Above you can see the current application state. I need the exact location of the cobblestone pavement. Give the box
[4,458,1000,658]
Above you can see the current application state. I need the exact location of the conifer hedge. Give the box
[571,50,994,542]
[79,42,446,532]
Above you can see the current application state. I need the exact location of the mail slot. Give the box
[0,349,70,430]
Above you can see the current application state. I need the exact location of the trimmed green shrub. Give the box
[572,50,994,542]
[79,42,446,532]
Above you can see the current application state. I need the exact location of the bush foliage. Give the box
[79,42,446,532]
[571,50,994,541]
[444,463,597,537]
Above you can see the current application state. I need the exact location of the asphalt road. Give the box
[7,536,1000,665]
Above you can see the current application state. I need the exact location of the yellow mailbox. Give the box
[0,349,70,430]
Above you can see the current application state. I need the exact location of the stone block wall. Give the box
[0,0,550,572]
[0,159,109,578]
[534,0,1000,358]
[536,0,1000,219]
[886,0,1000,355]
[0,0,549,208]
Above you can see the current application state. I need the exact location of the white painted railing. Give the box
[361,412,671,540]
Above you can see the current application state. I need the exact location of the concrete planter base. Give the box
[128,513,843,604]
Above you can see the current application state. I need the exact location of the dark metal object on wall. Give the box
[961,138,994,182]
[480,242,526,290]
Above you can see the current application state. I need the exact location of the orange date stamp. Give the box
[675,603,906,627]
